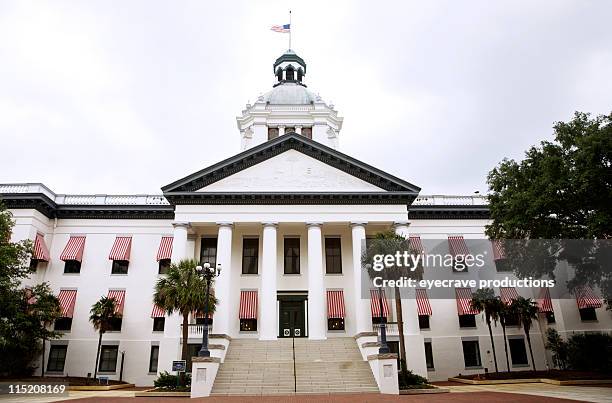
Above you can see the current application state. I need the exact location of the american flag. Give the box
[271,24,290,33]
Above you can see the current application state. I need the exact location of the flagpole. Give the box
[289,10,292,50]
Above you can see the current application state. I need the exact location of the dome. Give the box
[261,83,319,105]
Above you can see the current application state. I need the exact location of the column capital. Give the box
[172,221,191,229]
[350,221,368,228]
[306,222,322,228]
[216,222,233,228]
[393,221,410,228]
[262,222,278,228]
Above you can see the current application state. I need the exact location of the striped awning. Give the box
[156,236,173,261]
[491,240,505,261]
[33,233,50,261]
[58,289,77,318]
[239,290,258,319]
[500,287,520,305]
[107,290,126,315]
[327,290,345,319]
[370,289,390,318]
[151,304,165,318]
[575,286,603,309]
[109,236,132,261]
[448,235,469,257]
[409,236,424,254]
[415,288,432,316]
[455,288,478,315]
[60,236,86,262]
[537,287,554,313]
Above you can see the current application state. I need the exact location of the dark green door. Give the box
[279,300,306,337]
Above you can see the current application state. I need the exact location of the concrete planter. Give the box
[134,389,190,397]
[400,386,449,394]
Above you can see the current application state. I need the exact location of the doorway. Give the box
[278,295,307,338]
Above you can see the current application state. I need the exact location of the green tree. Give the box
[470,288,501,373]
[89,296,121,381]
[26,284,62,376]
[510,297,540,371]
[544,328,568,370]
[153,259,217,364]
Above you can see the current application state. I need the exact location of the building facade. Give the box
[2,50,610,388]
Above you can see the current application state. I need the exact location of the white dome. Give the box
[261,83,319,105]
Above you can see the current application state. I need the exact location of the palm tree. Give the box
[153,259,217,365]
[497,299,512,372]
[510,296,539,371]
[470,288,500,373]
[89,296,120,381]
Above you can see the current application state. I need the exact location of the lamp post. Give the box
[196,262,221,357]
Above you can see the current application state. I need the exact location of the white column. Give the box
[212,223,233,336]
[307,222,326,340]
[171,222,190,262]
[260,222,278,340]
[278,126,285,136]
[351,222,371,334]
[295,126,302,135]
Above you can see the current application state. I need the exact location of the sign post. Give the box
[172,360,186,388]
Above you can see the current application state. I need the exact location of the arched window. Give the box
[276,68,283,82]
[286,65,295,81]
[297,68,303,82]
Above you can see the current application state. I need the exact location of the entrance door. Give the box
[279,300,306,337]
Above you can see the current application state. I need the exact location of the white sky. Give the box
[1,0,611,195]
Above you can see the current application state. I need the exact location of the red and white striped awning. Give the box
[448,235,469,257]
[151,304,165,318]
[58,289,77,318]
[455,288,479,315]
[415,288,432,316]
[370,289,390,318]
[33,233,50,261]
[537,287,554,313]
[239,290,258,319]
[491,240,505,261]
[109,236,132,261]
[60,236,86,262]
[575,286,603,309]
[500,287,520,305]
[327,290,345,319]
[107,290,126,315]
[409,236,424,254]
[156,236,173,261]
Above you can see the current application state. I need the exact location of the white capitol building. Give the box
[2,49,609,394]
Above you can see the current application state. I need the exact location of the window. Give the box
[276,68,282,82]
[286,66,294,81]
[462,340,481,368]
[284,238,300,274]
[268,127,279,140]
[505,313,519,327]
[111,260,129,274]
[240,319,257,331]
[30,259,39,270]
[297,68,303,81]
[328,318,345,331]
[301,127,312,139]
[195,317,213,326]
[452,257,468,272]
[418,315,430,329]
[545,311,556,324]
[579,307,597,321]
[99,346,119,372]
[494,259,511,272]
[242,238,259,274]
[158,259,171,274]
[325,238,342,274]
[509,338,528,366]
[200,238,217,267]
[149,345,159,373]
[108,318,122,332]
[387,341,400,368]
[153,317,165,332]
[54,318,73,331]
[458,314,476,328]
[64,260,81,274]
[424,342,434,369]
[47,345,67,372]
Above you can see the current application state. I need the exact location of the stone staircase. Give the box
[211,337,379,395]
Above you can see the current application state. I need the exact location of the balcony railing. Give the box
[181,323,213,338]
[373,321,399,338]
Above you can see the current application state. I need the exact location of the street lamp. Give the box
[195,262,221,357]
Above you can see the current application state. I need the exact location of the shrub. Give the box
[398,360,428,389]
[567,332,612,373]
[545,329,568,370]
[153,371,191,390]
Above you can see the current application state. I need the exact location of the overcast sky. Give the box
[1,0,610,195]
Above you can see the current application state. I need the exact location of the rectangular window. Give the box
[30,259,39,270]
[149,345,159,373]
[111,260,129,274]
[54,317,73,331]
[284,238,300,274]
[327,318,345,331]
[325,238,342,274]
[462,340,481,368]
[424,342,434,369]
[240,319,257,332]
[64,260,81,274]
[546,311,556,324]
[579,307,597,321]
[418,315,430,329]
[99,346,119,372]
[458,314,476,328]
[200,238,217,267]
[268,127,279,140]
[509,338,528,366]
[158,259,171,274]
[505,313,520,327]
[241,238,259,275]
[109,318,122,332]
[47,345,67,372]
[301,127,312,139]
[494,259,512,272]
[153,317,165,332]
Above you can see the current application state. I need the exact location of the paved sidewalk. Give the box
[446,383,612,403]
